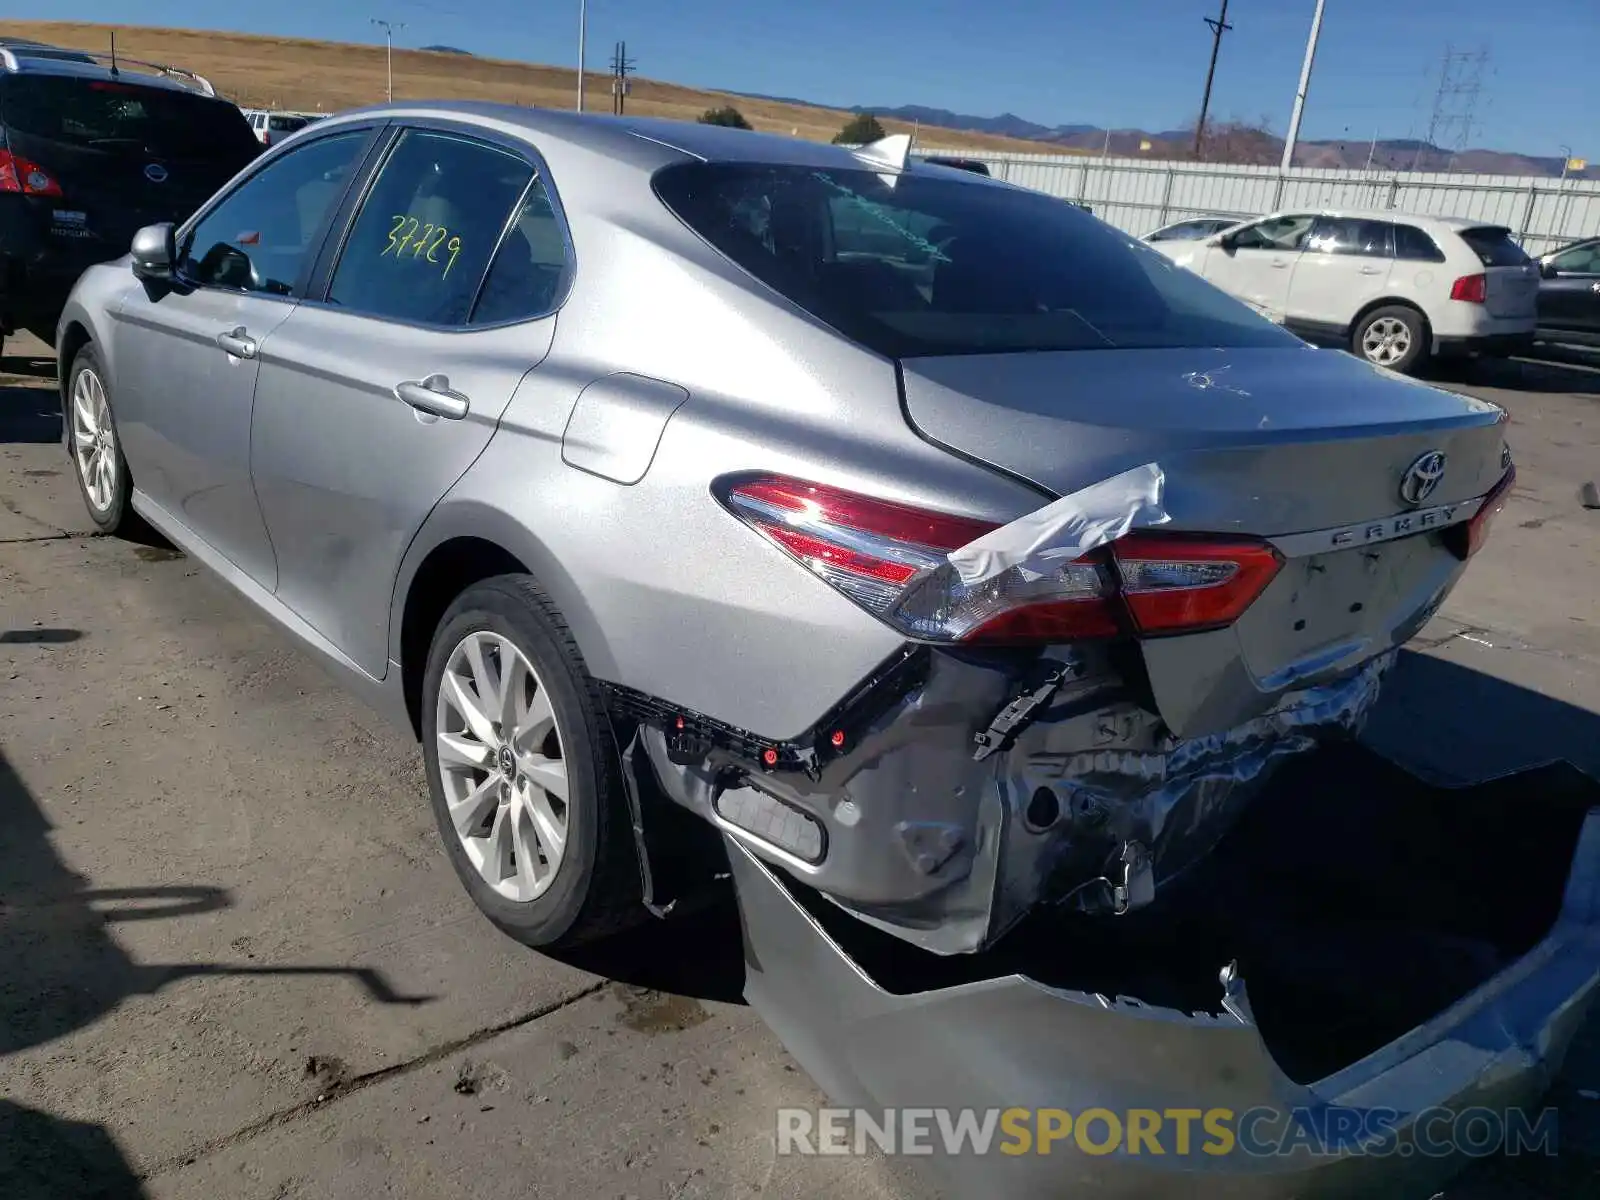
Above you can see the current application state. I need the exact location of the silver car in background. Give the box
[58,103,1590,1197]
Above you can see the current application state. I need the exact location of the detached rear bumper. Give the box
[730,752,1600,1198]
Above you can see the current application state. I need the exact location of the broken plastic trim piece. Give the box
[947,462,1170,585]
[848,131,914,173]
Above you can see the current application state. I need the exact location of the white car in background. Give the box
[241,108,331,146]
[1153,209,1539,374]
[1141,215,1241,244]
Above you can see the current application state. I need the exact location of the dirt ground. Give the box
[2,330,1599,1199]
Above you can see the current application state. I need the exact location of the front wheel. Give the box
[67,344,139,535]
[420,575,641,949]
[1352,306,1427,374]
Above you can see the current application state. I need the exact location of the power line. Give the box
[609,40,637,115]
[1193,0,1233,161]
[1414,44,1489,172]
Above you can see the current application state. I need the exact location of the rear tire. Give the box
[66,344,141,536]
[1352,305,1427,375]
[420,575,641,949]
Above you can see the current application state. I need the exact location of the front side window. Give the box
[1232,214,1315,252]
[325,128,533,326]
[179,130,367,295]
[1306,217,1391,257]
[1548,241,1600,274]
[653,162,1298,358]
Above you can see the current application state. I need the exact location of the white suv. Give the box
[241,108,329,147]
[1153,209,1539,374]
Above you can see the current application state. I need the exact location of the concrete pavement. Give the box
[3,332,1598,1198]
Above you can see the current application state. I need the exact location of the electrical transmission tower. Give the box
[609,41,636,115]
[1413,44,1488,172]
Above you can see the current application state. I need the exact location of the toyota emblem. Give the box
[144,163,169,183]
[1398,450,1447,507]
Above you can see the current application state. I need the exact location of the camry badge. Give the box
[1398,450,1446,507]
[144,163,169,183]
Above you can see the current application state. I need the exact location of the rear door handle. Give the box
[216,327,257,359]
[395,374,471,420]
[1359,266,1383,276]
[1270,258,1290,268]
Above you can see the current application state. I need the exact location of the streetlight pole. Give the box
[576,0,587,112]
[371,18,405,103]
[1280,0,1326,171]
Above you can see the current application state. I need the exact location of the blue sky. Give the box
[21,0,1600,155]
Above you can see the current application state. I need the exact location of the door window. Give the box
[1306,217,1391,258]
[325,128,534,326]
[178,130,368,295]
[1548,242,1600,274]
[1232,215,1314,251]
[1392,224,1445,262]
[469,176,571,324]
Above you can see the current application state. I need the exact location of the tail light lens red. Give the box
[1444,466,1514,561]
[0,148,63,198]
[1449,273,1487,303]
[719,475,1283,645]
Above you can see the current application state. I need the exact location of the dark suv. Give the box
[0,39,261,353]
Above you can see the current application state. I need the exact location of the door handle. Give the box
[216,327,257,359]
[395,374,471,420]
[1359,266,1383,276]
[1270,258,1289,268]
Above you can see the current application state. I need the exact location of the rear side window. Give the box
[269,115,308,132]
[326,128,533,326]
[0,75,259,159]
[1307,217,1391,257]
[1392,224,1445,262]
[1458,226,1529,267]
[471,177,570,324]
[1548,242,1600,273]
[653,162,1297,357]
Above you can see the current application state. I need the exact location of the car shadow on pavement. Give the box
[555,893,748,1006]
[1450,354,1600,396]
[0,746,435,1196]
[0,382,62,446]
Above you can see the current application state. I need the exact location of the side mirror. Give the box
[1215,231,1239,251]
[130,222,176,282]
[1539,259,1559,279]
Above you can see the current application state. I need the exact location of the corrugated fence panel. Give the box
[918,146,1600,252]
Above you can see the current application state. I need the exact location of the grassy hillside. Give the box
[2,21,1077,156]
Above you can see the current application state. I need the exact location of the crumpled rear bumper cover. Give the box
[626,645,1392,955]
[729,797,1600,1198]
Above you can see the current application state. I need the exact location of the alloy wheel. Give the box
[71,367,118,512]
[1361,317,1412,367]
[434,630,570,902]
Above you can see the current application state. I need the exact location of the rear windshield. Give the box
[1459,226,1529,268]
[653,162,1298,358]
[269,115,308,131]
[0,76,258,160]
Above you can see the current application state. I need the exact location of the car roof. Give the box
[311,100,1007,179]
[0,43,216,96]
[1269,207,1508,231]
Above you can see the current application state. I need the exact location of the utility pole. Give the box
[609,41,636,115]
[1192,0,1232,160]
[371,18,405,102]
[576,0,587,112]
[1280,0,1325,171]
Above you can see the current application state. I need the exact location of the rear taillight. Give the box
[1449,273,1487,303]
[0,148,63,197]
[719,475,1282,645]
[1444,466,1514,561]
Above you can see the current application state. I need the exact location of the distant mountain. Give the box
[847,103,1597,179]
[421,44,472,54]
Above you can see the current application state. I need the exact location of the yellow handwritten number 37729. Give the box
[383,213,462,278]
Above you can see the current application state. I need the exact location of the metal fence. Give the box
[917,148,1600,255]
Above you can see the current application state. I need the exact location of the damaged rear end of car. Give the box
[581,143,1593,1195]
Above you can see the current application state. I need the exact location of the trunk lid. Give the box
[1458,225,1540,319]
[1,75,258,259]
[899,345,1511,736]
